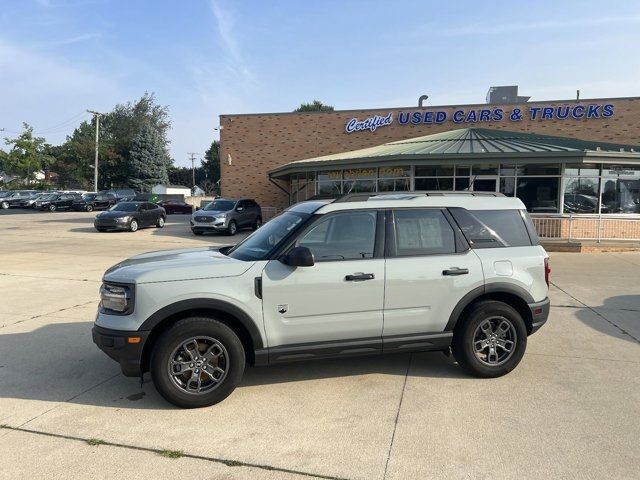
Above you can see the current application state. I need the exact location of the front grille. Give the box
[197,216,214,223]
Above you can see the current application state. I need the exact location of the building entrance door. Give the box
[471,177,498,192]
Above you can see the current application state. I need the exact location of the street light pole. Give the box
[187,152,200,194]
[87,110,103,192]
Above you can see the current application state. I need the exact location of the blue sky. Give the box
[1,0,640,167]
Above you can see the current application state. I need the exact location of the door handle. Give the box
[442,267,469,276]
[345,273,375,281]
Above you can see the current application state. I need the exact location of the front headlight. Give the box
[116,215,131,222]
[215,213,227,220]
[100,282,134,314]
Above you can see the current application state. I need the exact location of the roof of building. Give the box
[269,127,640,177]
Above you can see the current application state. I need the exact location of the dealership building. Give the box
[219,87,640,240]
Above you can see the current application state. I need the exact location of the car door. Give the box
[261,209,385,361]
[234,200,249,227]
[142,203,155,225]
[382,208,484,352]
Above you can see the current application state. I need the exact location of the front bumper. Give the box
[92,325,150,377]
[190,217,228,231]
[528,297,550,334]
[94,219,129,230]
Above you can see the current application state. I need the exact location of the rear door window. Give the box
[449,208,532,248]
[392,209,456,256]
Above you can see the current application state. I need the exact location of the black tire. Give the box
[150,317,246,408]
[252,216,262,231]
[452,301,527,378]
[192,230,204,236]
[226,220,237,236]
[86,204,94,212]
[1,201,9,210]
[129,219,139,232]
[156,216,165,228]
[48,204,56,212]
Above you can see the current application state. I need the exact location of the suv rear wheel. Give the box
[252,216,262,231]
[150,317,245,408]
[86,204,94,212]
[452,301,527,378]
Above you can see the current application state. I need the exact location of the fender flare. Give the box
[444,283,534,332]
[139,298,264,350]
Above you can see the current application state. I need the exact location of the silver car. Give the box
[190,198,262,236]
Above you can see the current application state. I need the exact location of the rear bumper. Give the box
[528,297,550,334]
[92,325,149,377]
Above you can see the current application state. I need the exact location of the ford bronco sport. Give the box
[93,192,550,408]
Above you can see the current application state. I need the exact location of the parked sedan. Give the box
[157,200,193,214]
[94,202,166,232]
[1,190,39,209]
[72,193,116,212]
[19,192,54,208]
[36,193,81,211]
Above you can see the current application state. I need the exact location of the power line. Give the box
[33,111,90,134]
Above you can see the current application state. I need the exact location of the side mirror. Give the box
[281,246,315,267]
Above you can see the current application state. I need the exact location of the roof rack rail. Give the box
[334,190,505,203]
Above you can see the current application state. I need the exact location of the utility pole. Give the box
[187,152,200,193]
[87,110,104,192]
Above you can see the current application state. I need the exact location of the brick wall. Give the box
[219,97,640,208]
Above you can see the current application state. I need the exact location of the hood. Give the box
[103,247,253,284]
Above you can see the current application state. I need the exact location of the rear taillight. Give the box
[544,257,551,287]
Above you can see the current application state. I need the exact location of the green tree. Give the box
[99,92,173,188]
[128,124,169,192]
[3,123,54,182]
[294,100,334,112]
[202,140,220,184]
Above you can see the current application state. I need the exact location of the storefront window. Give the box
[601,177,640,213]
[455,178,470,190]
[473,164,499,175]
[343,179,376,193]
[379,166,410,178]
[317,180,342,196]
[378,178,410,191]
[517,177,559,213]
[415,166,454,177]
[565,163,600,176]
[520,164,561,175]
[415,178,454,190]
[500,177,516,196]
[456,165,471,176]
[563,177,599,213]
[343,168,377,180]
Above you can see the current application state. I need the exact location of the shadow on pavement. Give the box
[574,295,640,343]
[0,321,465,410]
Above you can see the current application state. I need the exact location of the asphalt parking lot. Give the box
[1,209,639,480]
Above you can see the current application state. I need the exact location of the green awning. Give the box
[269,127,640,178]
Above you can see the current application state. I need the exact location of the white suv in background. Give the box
[93,192,550,408]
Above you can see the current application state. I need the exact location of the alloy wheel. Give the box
[167,336,229,395]
[472,316,517,366]
[130,220,138,232]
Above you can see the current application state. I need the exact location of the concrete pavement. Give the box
[1,209,639,479]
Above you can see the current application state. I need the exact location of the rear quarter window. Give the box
[450,208,534,248]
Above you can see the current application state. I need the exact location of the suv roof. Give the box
[288,191,525,215]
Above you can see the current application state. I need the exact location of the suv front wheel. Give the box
[150,317,246,408]
[452,301,527,378]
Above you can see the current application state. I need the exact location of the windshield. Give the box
[83,194,97,201]
[227,211,310,261]
[40,194,57,200]
[109,202,138,212]
[204,200,235,211]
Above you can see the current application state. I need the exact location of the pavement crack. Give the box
[0,300,97,330]
[0,425,351,480]
[0,272,99,283]
[383,353,412,480]
[550,281,640,343]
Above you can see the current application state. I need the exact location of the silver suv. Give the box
[190,198,262,236]
[93,192,550,408]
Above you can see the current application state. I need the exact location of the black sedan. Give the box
[94,202,166,232]
[157,200,194,214]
